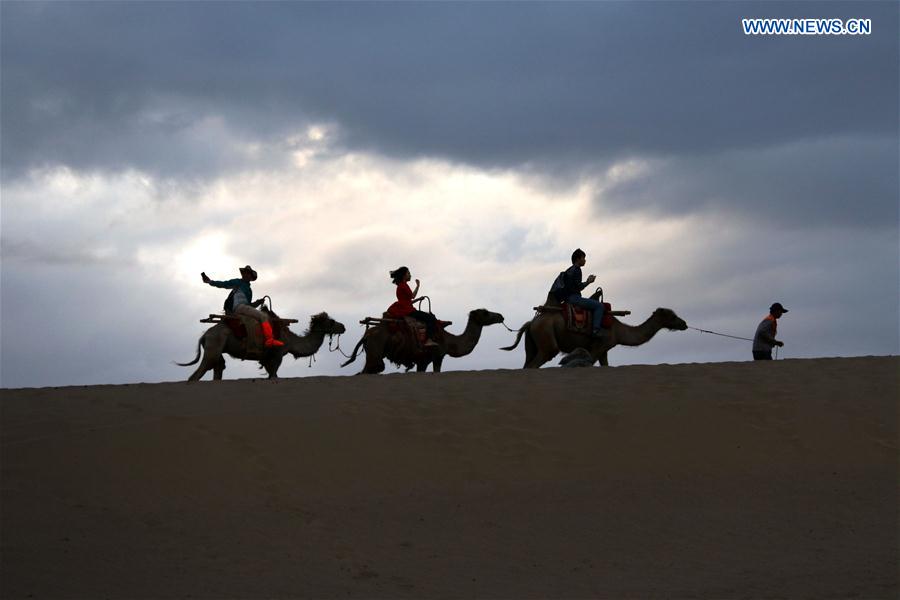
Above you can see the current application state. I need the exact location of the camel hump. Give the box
[534,293,564,312]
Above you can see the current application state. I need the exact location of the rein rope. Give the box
[416,295,516,334]
[687,326,753,342]
[688,325,782,359]
[328,333,353,359]
[309,330,354,366]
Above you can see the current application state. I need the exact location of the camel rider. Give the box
[558,248,605,337]
[752,302,787,360]
[387,266,439,347]
[201,265,284,348]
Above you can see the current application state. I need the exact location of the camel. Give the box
[176,310,346,381]
[501,293,687,368]
[341,308,505,374]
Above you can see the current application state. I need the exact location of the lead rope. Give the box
[687,326,753,342]
[328,334,353,359]
[688,326,783,360]
[416,296,518,333]
[304,333,355,366]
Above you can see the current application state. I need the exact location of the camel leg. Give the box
[212,357,226,380]
[188,353,216,381]
[367,359,385,374]
[525,350,557,369]
[188,364,207,381]
[188,332,228,382]
[432,354,444,373]
[416,361,429,372]
[598,351,609,367]
[525,327,558,369]
[523,333,538,368]
[264,353,283,379]
[363,352,386,374]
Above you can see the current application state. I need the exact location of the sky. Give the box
[1,1,897,388]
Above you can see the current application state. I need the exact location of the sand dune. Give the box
[2,357,897,598]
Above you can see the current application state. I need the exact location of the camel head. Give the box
[653,308,688,331]
[287,312,346,358]
[469,308,505,327]
[308,312,346,336]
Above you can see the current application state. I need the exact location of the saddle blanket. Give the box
[220,314,284,356]
[564,302,614,333]
[382,314,448,348]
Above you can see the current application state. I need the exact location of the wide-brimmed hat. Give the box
[770,302,788,313]
[239,265,258,281]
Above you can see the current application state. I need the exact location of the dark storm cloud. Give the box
[0,238,136,268]
[2,1,896,181]
[594,134,898,229]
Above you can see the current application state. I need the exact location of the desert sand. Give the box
[2,356,897,599]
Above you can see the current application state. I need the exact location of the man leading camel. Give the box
[201,265,284,348]
[555,248,605,337]
[752,302,787,360]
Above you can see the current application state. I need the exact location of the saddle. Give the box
[220,314,251,339]
[359,313,450,350]
[399,316,429,347]
[534,292,628,335]
[200,312,290,358]
[384,313,450,348]
[562,302,614,334]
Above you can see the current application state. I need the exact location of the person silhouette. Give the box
[387,266,438,347]
[556,248,604,337]
[752,302,787,360]
[201,265,284,348]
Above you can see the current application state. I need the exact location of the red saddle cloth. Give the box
[563,302,614,332]
[221,315,285,344]
[223,315,249,339]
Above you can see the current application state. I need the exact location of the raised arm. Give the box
[201,272,241,289]
[570,266,595,291]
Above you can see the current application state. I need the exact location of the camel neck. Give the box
[443,316,482,358]
[616,313,664,347]
[286,328,327,357]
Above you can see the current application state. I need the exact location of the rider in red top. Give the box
[388,266,438,347]
[388,277,416,317]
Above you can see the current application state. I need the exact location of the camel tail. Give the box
[174,334,204,367]
[340,337,366,367]
[500,322,530,351]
